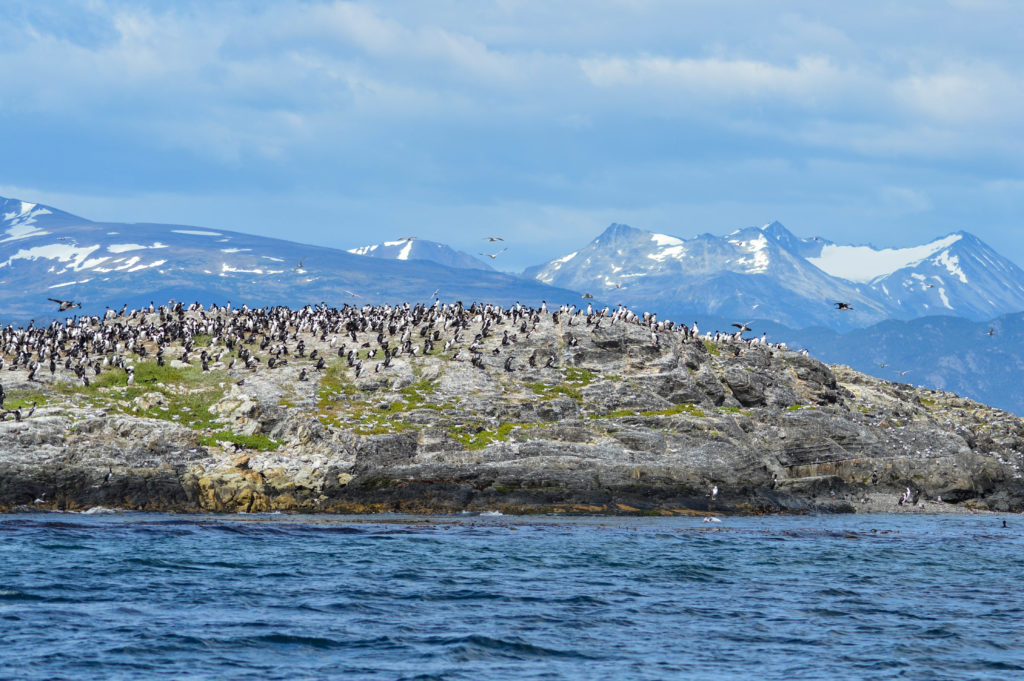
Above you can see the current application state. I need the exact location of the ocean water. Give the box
[1,513,1021,681]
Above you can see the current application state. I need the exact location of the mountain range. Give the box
[5,194,1024,413]
[524,222,1024,330]
[0,197,579,319]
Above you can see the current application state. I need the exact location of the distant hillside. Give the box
[348,238,493,271]
[0,196,585,322]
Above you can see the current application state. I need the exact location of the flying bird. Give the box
[343,290,360,298]
[294,258,305,272]
[47,298,81,312]
[484,236,504,242]
[834,302,854,311]
[731,322,752,333]
[479,248,507,259]
[582,293,594,299]
[987,328,995,337]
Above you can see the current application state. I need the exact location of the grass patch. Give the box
[2,390,48,410]
[316,361,359,410]
[641,403,706,417]
[52,360,233,434]
[703,340,721,356]
[199,431,281,451]
[529,382,582,401]
[563,367,597,386]
[605,408,636,418]
[451,421,538,450]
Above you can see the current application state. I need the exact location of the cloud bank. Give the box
[1,1,1022,269]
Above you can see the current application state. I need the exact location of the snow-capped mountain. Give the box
[801,231,1024,320]
[526,221,1024,329]
[348,238,492,271]
[0,196,582,321]
[524,222,887,329]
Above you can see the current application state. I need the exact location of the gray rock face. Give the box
[2,304,1024,515]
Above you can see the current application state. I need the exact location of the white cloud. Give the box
[580,54,845,102]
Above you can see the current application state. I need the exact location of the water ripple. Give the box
[1,513,1022,681]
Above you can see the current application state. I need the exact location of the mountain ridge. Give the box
[527,220,1024,329]
[0,195,586,321]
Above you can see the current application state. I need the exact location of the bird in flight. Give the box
[895,369,911,376]
[480,248,507,259]
[431,288,440,298]
[484,236,504,242]
[834,302,854,311]
[294,258,305,272]
[47,298,81,311]
[987,327,995,337]
[343,290,360,298]
[731,322,752,333]
[582,293,594,299]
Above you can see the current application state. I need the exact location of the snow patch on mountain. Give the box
[49,278,92,290]
[0,243,103,271]
[397,241,413,260]
[108,242,168,253]
[538,251,579,283]
[1,201,53,242]
[936,251,967,283]
[172,229,222,237]
[735,235,770,274]
[650,233,683,247]
[808,234,962,283]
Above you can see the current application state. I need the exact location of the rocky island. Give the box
[1,300,1022,515]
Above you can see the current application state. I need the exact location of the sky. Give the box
[1,0,1023,272]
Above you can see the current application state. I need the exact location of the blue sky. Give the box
[1,0,1023,271]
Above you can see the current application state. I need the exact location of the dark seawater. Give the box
[1,513,1022,681]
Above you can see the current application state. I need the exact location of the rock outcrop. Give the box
[2,303,1023,515]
